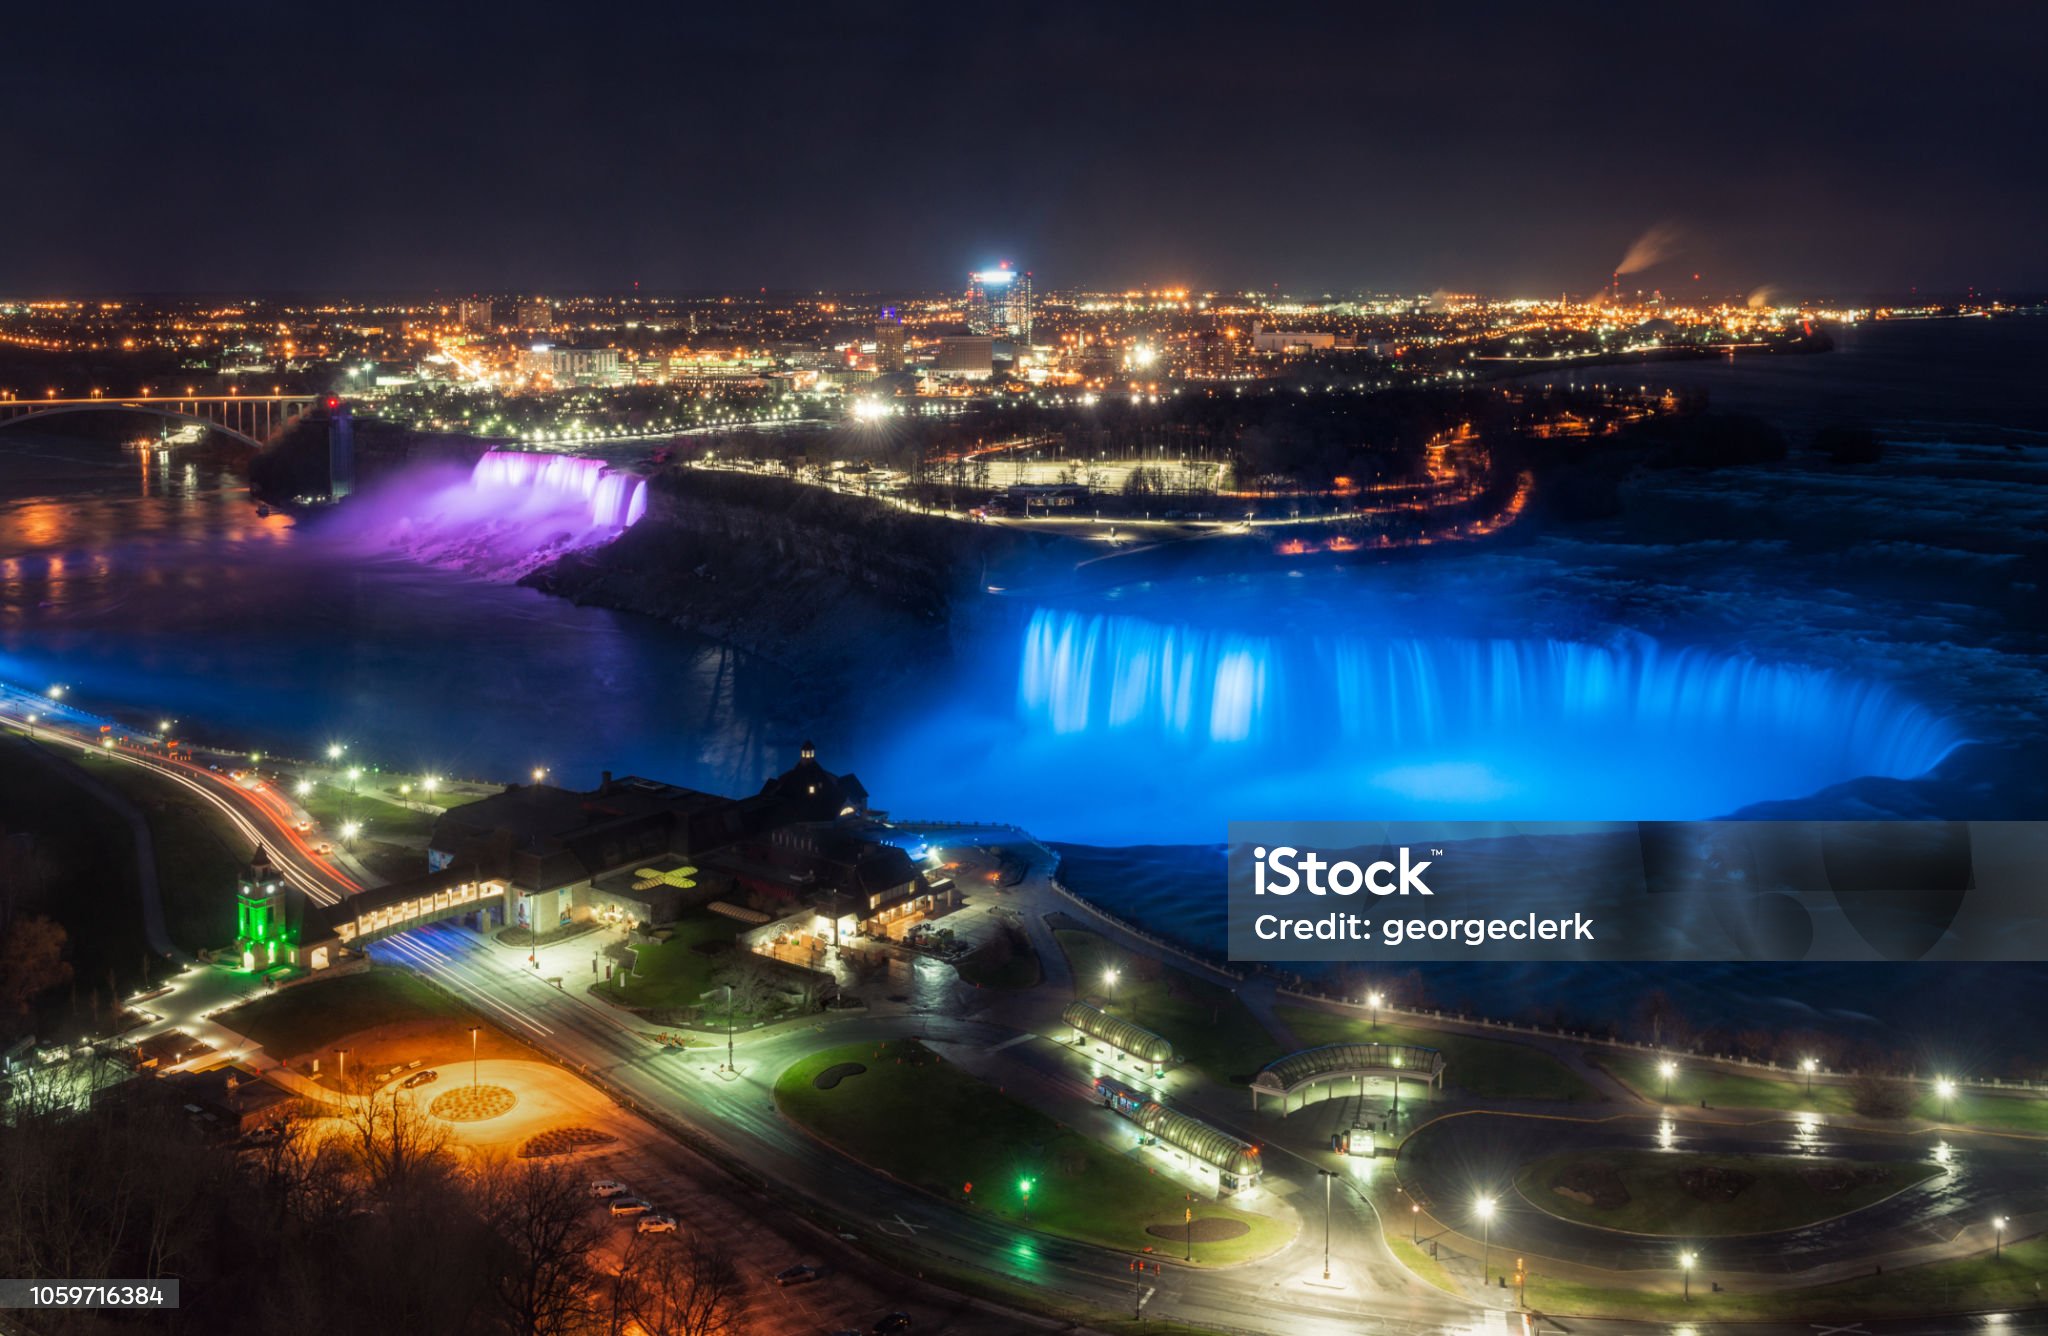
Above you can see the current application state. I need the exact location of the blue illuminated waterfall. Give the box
[1001,607,1964,831]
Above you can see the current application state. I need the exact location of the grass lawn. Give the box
[1274,1005,1597,1103]
[777,1038,1289,1264]
[1596,1052,2048,1134]
[60,746,243,952]
[1516,1148,1938,1236]
[1523,1235,2048,1321]
[955,926,1042,990]
[0,737,152,1015]
[1055,930,1278,1085]
[224,968,476,1060]
[598,914,803,1023]
[294,780,442,843]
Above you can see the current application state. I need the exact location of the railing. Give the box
[1271,982,2048,1094]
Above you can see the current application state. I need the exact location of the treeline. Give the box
[0,1060,743,1335]
[700,384,1539,492]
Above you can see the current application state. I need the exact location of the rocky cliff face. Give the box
[522,468,1054,699]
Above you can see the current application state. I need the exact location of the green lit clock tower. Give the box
[234,846,298,971]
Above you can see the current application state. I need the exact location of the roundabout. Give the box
[1514,1147,1941,1237]
[1398,1110,2026,1274]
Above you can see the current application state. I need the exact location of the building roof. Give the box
[755,741,868,825]
[1136,1103,1261,1179]
[430,775,746,891]
[1062,1000,1175,1065]
[1251,1042,1445,1095]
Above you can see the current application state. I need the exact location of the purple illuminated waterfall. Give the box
[325,449,651,580]
[471,450,648,529]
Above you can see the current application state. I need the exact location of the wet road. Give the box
[1402,1109,2048,1274]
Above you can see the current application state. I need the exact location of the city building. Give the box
[875,308,906,372]
[965,264,1032,342]
[457,298,493,330]
[935,333,994,379]
[517,297,553,330]
[1250,320,1348,354]
[522,344,622,385]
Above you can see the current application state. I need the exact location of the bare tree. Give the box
[333,1082,457,1201]
[475,1154,607,1336]
[615,1232,744,1336]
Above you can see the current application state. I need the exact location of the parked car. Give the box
[636,1214,678,1235]
[774,1264,819,1287]
[588,1180,627,1199]
[608,1197,652,1217]
[871,1315,912,1334]
[401,1069,439,1089]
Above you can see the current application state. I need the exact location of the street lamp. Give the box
[1105,967,1119,1009]
[1475,1195,1496,1290]
[1411,1201,1421,1243]
[532,766,547,784]
[722,983,735,1074]
[469,1025,481,1088]
[346,766,361,794]
[1995,1214,2008,1259]
[340,820,361,846]
[1659,1059,1677,1101]
[334,1047,350,1082]
[1801,1056,1818,1097]
[1935,1077,1956,1119]
[295,780,311,797]
[326,743,343,761]
[1368,990,1383,1028]
[1680,1249,1696,1301]
[1019,1177,1034,1222]
[1319,1168,1339,1280]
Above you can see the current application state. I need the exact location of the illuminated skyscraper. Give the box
[965,262,1031,342]
[875,307,906,372]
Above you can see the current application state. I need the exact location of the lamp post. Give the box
[1801,1056,1818,1097]
[1995,1214,2008,1259]
[1659,1059,1676,1102]
[469,1025,481,1088]
[1935,1077,1956,1120]
[724,983,735,1074]
[1368,990,1383,1028]
[1105,967,1119,1010]
[1019,1177,1034,1223]
[1680,1249,1696,1302]
[1411,1201,1420,1243]
[1475,1195,1495,1291]
[1319,1168,1339,1280]
[334,1047,350,1083]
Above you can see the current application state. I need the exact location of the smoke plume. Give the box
[1615,221,1685,276]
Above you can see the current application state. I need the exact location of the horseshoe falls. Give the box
[883,607,1968,842]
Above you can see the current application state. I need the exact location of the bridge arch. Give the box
[1250,1041,1445,1115]
[0,397,317,452]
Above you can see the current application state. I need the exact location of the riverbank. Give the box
[523,466,1066,699]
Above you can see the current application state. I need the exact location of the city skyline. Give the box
[1,3,2042,296]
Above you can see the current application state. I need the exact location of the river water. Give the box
[4,317,2045,1048]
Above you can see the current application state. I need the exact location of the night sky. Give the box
[2,2,2040,298]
